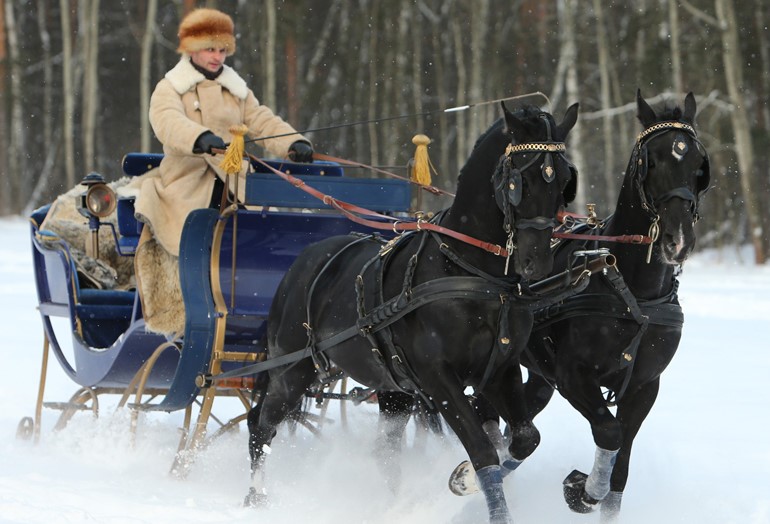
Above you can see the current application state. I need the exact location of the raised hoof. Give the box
[563,469,600,514]
[243,487,268,508]
[448,460,479,496]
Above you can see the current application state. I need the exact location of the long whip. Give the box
[245,91,552,144]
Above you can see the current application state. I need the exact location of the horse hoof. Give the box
[243,487,268,507]
[563,469,599,514]
[448,460,480,496]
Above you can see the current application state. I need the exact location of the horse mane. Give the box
[469,104,547,152]
[457,104,550,188]
[470,118,505,152]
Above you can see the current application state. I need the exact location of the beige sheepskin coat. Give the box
[135,57,308,256]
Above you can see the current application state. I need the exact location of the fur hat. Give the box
[177,8,236,56]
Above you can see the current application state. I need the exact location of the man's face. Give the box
[190,47,227,73]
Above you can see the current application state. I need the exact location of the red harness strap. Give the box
[249,155,511,258]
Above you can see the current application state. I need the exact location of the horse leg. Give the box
[244,360,317,507]
[473,395,506,452]
[523,372,555,419]
[449,365,540,498]
[424,372,513,524]
[448,368,538,514]
[375,390,414,493]
[598,378,660,523]
[447,393,513,498]
[558,365,621,513]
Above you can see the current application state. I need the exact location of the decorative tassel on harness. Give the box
[410,134,434,186]
[219,124,249,175]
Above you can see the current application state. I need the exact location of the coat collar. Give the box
[165,56,248,100]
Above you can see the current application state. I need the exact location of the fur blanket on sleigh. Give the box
[40,174,185,337]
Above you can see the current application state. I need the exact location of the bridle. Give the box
[632,121,710,223]
[554,121,711,261]
[628,121,710,261]
[492,114,576,272]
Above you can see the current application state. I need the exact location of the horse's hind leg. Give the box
[244,359,317,507]
[375,390,413,493]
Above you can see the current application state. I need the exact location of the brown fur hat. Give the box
[177,8,236,56]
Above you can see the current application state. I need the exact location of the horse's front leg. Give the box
[422,367,513,524]
[557,361,621,514]
[597,378,660,522]
[244,359,317,507]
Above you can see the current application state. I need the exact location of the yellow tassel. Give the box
[219,124,249,175]
[410,134,433,186]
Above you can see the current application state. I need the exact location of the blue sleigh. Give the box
[22,154,411,469]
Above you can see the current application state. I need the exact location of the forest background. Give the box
[1,0,768,263]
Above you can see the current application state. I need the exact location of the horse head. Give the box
[492,101,579,279]
[633,90,710,265]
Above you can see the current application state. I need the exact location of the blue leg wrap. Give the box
[476,465,513,524]
[584,447,619,501]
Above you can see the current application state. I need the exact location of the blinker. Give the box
[671,133,688,161]
[509,168,523,206]
[542,153,555,182]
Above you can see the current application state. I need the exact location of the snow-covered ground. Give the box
[1,215,769,523]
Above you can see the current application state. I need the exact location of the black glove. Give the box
[288,140,314,163]
[193,131,227,155]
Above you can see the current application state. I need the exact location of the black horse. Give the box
[244,101,579,524]
[449,90,711,522]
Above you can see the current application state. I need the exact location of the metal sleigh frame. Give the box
[19,153,412,473]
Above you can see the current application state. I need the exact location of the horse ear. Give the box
[636,88,657,128]
[557,102,579,137]
[683,92,696,123]
[501,101,526,137]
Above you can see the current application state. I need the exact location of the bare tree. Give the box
[81,0,100,172]
[668,0,683,96]
[140,0,158,152]
[5,0,25,202]
[592,0,617,206]
[262,0,276,110]
[0,0,9,215]
[450,6,467,170]
[60,0,76,188]
[561,0,587,211]
[715,0,766,263]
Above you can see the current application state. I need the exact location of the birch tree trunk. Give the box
[5,0,25,202]
[140,0,157,152]
[715,0,766,263]
[81,0,100,172]
[37,0,53,148]
[263,0,276,110]
[668,0,683,96]
[367,2,380,164]
[431,2,450,189]
[756,1,770,131]
[451,8,467,170]
[0,0,7,214]
[592,0,616,206]
[60,0,76,188]
[468,0,489,150]
[559,0,587,211]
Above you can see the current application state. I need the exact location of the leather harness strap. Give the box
[249,154,512,258]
